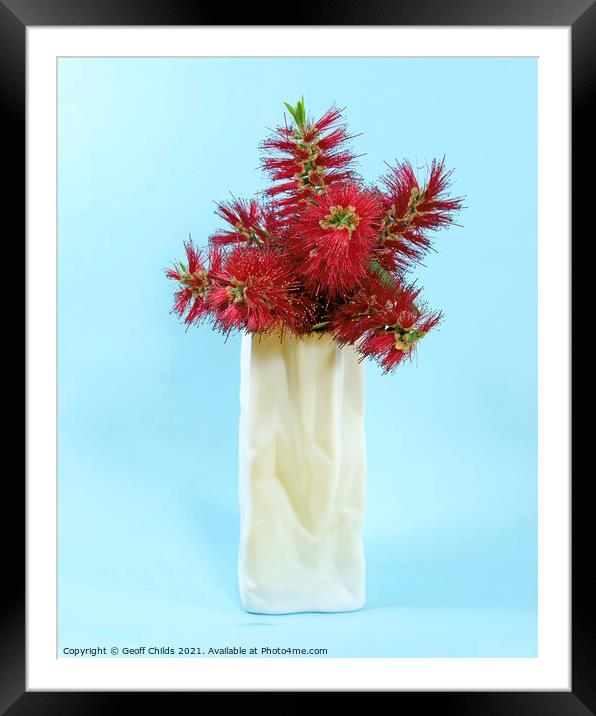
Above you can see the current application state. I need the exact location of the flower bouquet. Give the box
[167,98,462,614]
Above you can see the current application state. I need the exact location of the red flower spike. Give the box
[208,246,314,335]
[331,274,441,373]
[166,240,222,326]
[371,242,426,277]
[290,183,381,299]
[261,103,357,216]
[210,198,283,248]
[377,159,463,271]
[331,274,399,346]
[420,159,464,226]
[361,302,442,374]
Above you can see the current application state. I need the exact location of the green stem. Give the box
[312,321,330,331]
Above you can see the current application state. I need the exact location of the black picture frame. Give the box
[8,0,587,710]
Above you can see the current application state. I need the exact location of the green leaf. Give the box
[284,101,300,126]
[296,95,306,127]
[284,96,306,129]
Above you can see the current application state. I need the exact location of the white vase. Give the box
[238,330,366,614]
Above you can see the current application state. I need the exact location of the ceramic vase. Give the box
[238,331,366,614]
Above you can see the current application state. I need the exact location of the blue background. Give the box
[58,57,537,657]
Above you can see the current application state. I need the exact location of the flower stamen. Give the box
[226,278,246,304]
[319,204,361,236]
[393,326,426,353]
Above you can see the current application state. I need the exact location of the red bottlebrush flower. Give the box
[210,198,284,248]
[207,246,313,335]
[261,102,356,216]
[371,242,427,277]
[166,239,221,326]
[290,183,380,299]
[331,274,441,372]
[331,274,398,346]
[166,100,462,375]
[376,158,463,271]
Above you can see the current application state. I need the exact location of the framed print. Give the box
[7,0,589,710]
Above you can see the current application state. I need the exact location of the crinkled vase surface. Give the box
[238,331,366,614]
